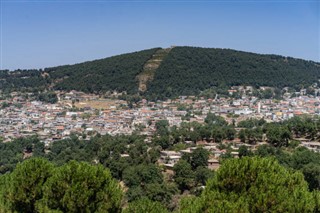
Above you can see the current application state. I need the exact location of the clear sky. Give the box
[0,0,319,70]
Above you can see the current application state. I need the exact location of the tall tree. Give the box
[180,157,316,212]
[39,161,122,213]
[173,160,195,191]
[190,148,209,169]
[1,158,54,213]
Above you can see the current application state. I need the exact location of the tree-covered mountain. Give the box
[1,46,320,98]
[48,48,161,94]
[0,48,160,94]
[146,47,320,99]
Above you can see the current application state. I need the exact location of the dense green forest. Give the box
[0,69,49,93]
[0,48,160,94]
[146,47,320,99]
[1,47,320,99]
[1,115,320,212]
[49,48,160,93]
[1,156,319,212]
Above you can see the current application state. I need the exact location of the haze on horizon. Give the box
[0,0,319,70]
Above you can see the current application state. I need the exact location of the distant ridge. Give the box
[1,46,320,99]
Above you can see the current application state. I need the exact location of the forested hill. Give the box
[1,46,320,98]
[146,47,320,99]
[47,48,161,93]
[0,48,161,94]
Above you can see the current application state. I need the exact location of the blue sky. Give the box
[0,0,319,70]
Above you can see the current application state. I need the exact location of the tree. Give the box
[302,163,320,191]
[211,127,226,142]
[205,113,227,126]
[123,164,174,205]
[313,191,320,213]
[123,164,163,188]
[266,125,292,147]
[260,88,273,99]
[153,136,171,150]
[255,144,277,157]
[0,136,45,174]
[190,148,209,169]
[237,118,266,128]
[224,126,236,140]
[194,166,214,186]
[238,145,253,158]
[144,183,177,206]
[180,157,316,212]
[1,158,54,213]
[239,129,246,143]
[37,92,58,104]
[173,160,195,191]
[155,120,170,136]
[123,198,168,213]
[39,161,122,213]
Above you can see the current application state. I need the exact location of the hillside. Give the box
[0,48,160,94]
[47,48,160,94]
[1,46,320,98]
[137,47,172,92]
[146,47,320,99]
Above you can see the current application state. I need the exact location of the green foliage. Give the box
[189,148,209,169]
[45,137,94,165]
[123,164,163,188]
[122,164,176,206]
[238,145,253,158]
[50,48,160,94]
[265,124,292,147]
[194,166,214,186]
[237,118,266,128]
[37,92,58,104]
[123,198,168,213]
[204,113,227,126]
[276,147,320,191]
[126,183,177,207]
[285,116,320,139]
[2,115,320,212]
[4,47,320,98]
[179,194,249,213]
[0,48,159,94]
[0,69,48,92]
[0,136,45,174]
[260,88,274,99]
[155,120,170,136]
[301,163,320,191]
[1,101,10,109]
[144,183,178,206]
[313,191,320,213]
[255,144,277,157]
[1,158,54,212]
[224,126,237,140]
[238,127,263,144]
[40,161,122,213]
[180,157,316,213]
[153,136,171,150]
[146,46,320,99]
[173,160,195,191]
[0,159,122,213]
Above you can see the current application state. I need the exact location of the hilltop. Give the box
[1,46,320,99]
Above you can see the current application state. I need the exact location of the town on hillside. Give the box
[1,86,320,171]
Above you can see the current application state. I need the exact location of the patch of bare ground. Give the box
[137,47,173,92]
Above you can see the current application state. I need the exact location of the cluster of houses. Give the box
[1,89,320,149]
[158,139,320,171]
[158,140,268,170]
